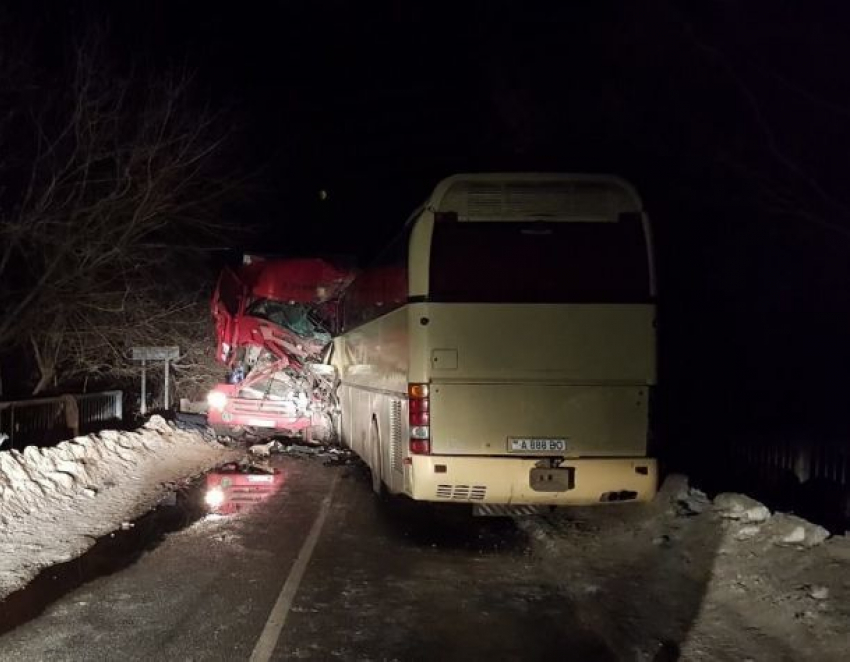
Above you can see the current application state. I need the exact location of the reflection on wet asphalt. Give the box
[0,457,615,661]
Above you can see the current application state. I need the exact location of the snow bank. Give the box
[518,475,849,661]
[713,492,771,523]
[0,416,239,600]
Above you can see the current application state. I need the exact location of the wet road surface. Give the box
[0,457,615,661]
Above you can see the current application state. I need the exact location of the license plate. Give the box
[246,418,276,428]
[508,438,567,453]
[247,475,274,483]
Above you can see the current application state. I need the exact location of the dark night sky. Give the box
[11,2,850,248]
[5,0,850,432]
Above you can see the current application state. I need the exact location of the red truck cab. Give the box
[207,256,353,439]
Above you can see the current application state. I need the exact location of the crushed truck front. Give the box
[206,256,352,440]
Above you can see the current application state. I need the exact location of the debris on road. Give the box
[248,440,283,457]
[319,446,356,466]
[273,440,356,466]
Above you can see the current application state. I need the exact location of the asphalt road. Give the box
[0,456,616,661]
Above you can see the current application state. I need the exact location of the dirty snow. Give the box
[519,475,850,661]
[712,492,772,524]
[0,416,239,600]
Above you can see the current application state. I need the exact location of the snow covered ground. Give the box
[0,416,239,600]
[520,475,850,661]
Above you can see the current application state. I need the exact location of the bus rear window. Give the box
[428,216,651,303]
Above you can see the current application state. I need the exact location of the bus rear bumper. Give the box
[408,456,657,505]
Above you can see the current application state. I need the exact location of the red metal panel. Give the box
[245,258,353,303]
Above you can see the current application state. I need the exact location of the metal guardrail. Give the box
[76,391,124,431]
[0,391,123,450]
[727,436,850,491]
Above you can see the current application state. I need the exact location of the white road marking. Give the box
[249,473,340,662]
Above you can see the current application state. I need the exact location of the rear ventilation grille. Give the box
[443,181,633,221]
[467,186,503,218]
[436,484,487,501]
[390,400,402,473]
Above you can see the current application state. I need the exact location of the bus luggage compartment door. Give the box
[428,382,649,458]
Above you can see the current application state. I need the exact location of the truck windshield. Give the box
[428,215,651,303]
[245,299,332,344]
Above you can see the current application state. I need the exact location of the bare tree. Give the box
[0,41,242,395]
[52,259,228,402]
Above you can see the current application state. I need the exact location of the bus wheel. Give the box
[370,419,385,496]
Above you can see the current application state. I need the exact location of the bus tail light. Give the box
[409,412,430,426]
[409,396,429,426]
[410,439,431,455]
[409,383,431,455]
[409,383,429,398]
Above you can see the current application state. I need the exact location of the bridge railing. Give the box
[0,391,123,450]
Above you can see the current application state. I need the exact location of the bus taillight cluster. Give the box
[408,383,431,455]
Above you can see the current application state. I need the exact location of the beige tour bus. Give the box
[332,173,657,511]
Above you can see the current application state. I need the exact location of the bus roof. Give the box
[426,173,644,222]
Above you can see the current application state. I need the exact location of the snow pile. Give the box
[713,492,772,523]
[769,512,831,547]
[0,416,239,600]
[519,476,849,661]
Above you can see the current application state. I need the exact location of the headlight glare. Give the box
[207,391,228,410]
[204,487,225,508]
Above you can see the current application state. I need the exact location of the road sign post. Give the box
[141,358,147,416]
[164,357,170,411]
[131,346,179,413]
